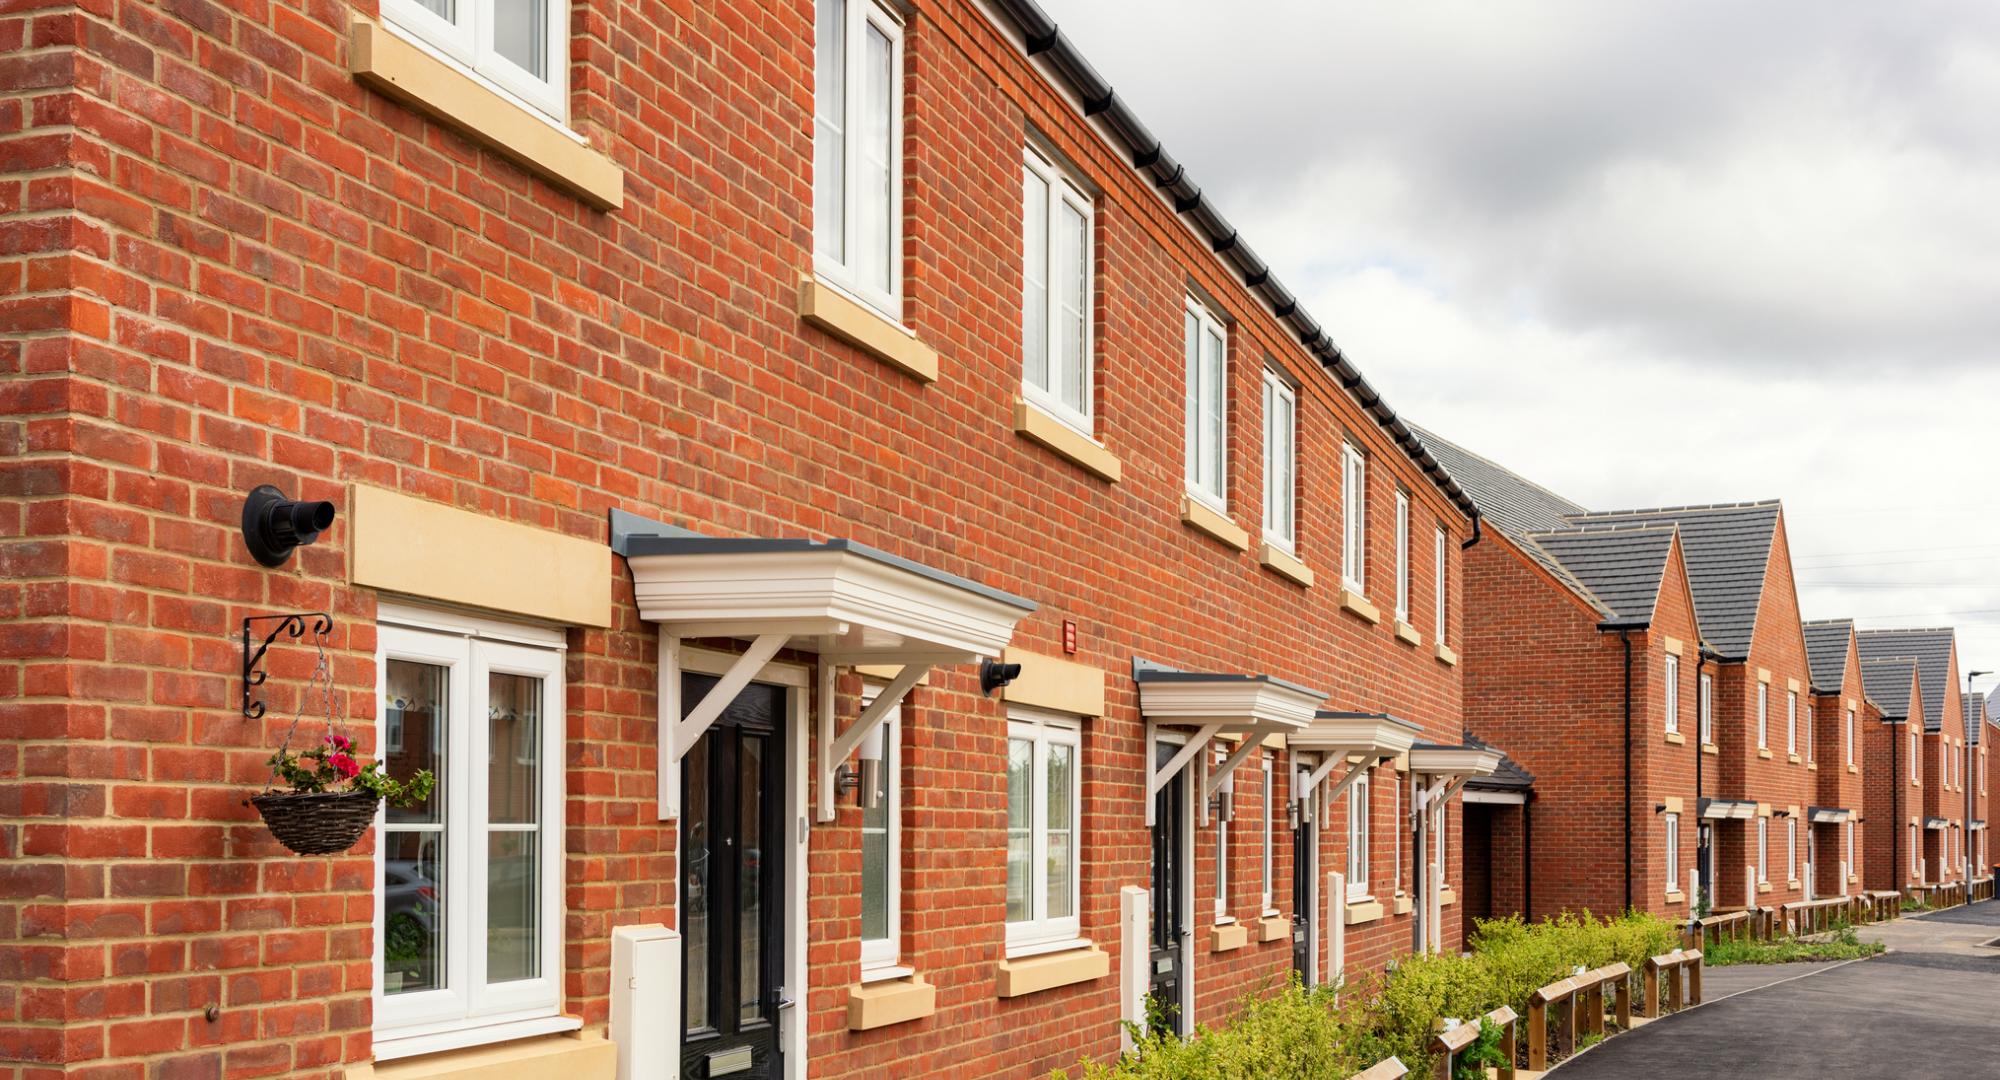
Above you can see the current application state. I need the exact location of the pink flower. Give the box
[325,734,352,752]
[330,753,360,780]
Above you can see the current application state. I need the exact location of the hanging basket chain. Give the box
[267,619,345,781]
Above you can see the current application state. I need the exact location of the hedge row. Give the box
[1056,910,1681,1079]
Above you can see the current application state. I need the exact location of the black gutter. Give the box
[984,0,1480,523]
[1460,512,1483,551]
[1523,791,1535,920]
[1622,630,1634,913]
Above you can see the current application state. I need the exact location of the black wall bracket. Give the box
[242,612,332,719]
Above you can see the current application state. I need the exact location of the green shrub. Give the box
[1054,976,1375,1080]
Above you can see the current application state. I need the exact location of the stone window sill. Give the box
[1807,761,1818,771]
[1182,494,1249,551]
[1757,881,1773,893]
[995,944,1108,998]
[1788,753,1802,764]
[847,975,936,1031]
[1665,890,1686,904]
[1758,748,1774,760]
[1258,542,1314,587]
[1340,588,1380,625]
[1665,731,1686,746]
[1014,399,1120,482]
[1394,620,1423,647]
[1393,893,1412,916]
[1438,886,1457,907]
[348,19,621,210]
[1211,922,1249,952]
[357,1024,606,1078]
[799,276,938,383]
[1434,641,1458,667]
[1258,915,1289,942]
[1345,899,1385,925]
[1702,743,1719,755]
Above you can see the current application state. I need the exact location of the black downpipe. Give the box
[1622,631,1634,913]
[1693,648,1708,905]
[1523,793,1535,920]
[1460,512,1483,551]
[1892,721,1901,890]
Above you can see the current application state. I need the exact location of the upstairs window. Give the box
[1393,491,1411,623]
[1433,526,1448,643]
[1911,730,1919,782]
[1261,372,1297,550]
[1757,684,1769,749]
[1806,703,1815,763]
[1846,707,1855,767]
[1021,145,1093,431]
[1664,653,1680,734]
[814,0,903,316]
[1183,298,1228,510]
[1787,691,1798,756]
[1341,444,1367,592]
[383,0,567,118]
[1698,673,1712,745]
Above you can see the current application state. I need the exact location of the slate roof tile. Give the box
[1857,628,1956,732]
[1802,618,1855,695]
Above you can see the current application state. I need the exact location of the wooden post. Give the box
[1641,956,1661,1018]
[1688,952,1703,1004]
[1527,994,1547,1071]
[1485,1007,1518,1080]
[1667,953,1686,1012]
[1614,966,1632,1029]
[1555,979,1576,1059]
[1348,1057,1408,1080]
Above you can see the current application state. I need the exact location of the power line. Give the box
[1795,543,2000,561]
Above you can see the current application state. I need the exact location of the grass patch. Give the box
[1703,924,1884,966]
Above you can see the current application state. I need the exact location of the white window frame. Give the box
[1341,443,1367,593]
[1757,684,1769,749]
[381,0,567,121]
[1005,709,1082,952]
[1183,296,1228,512]
[1846,707,1855,767]
[1806,703,1815,763]
[1699,673,1712,745]
[1663,653,1680,735]
[1787,691,1798,755]
[1346,770,1371,900]
[1911,822,1920,875]
[1787,817,1797,883]
[1912,730,1920,782]
[1433,525,1448,644]
[1213,743,1233,923]
[1259,754,1276,915]
[1393,490,1411,623]
[1261,371,1297,551]
[813,0,905,318]
[373,616,567,1057]
[1846,819,1854,877]
[1664,813,1680,893]
[858,688,902,974]
[1021,144,1094,433]
[1392,772,1404,895]
[1432,795,1448,889]
[1757,817,1768,884]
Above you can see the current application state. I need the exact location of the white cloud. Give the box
[1049,0,2000,678]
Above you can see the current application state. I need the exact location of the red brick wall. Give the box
[0,0,1474,1075]
[1863,691,1922,893]
[1809,627,1867,894]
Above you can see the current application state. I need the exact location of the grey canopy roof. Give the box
[1563,502,1781,661]
[1524,525,1678,626]
[1462,732,1534,791]
[1857,628,1956,732]
[1859,658,1919,721]
[1802,618,1855,695]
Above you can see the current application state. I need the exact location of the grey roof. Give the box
[617,534,1037,610]
[1857,628,1956,732]
[1463,732,1534,791]
[1860,658,1919,720]
[1563,502,1782,660]
[1408,425,1586,537]
[1963,695,1984,746]
[1524,525,1678,625]
[1132,658,1323,698]
[1802,619,1855,695]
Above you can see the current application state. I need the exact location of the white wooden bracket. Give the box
[656,632,786,821]
[815,662,929,822]
[1303,750,1389,832]
[1146,722,1222,827]
[1205,730,1271,805]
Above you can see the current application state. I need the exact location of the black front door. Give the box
[1292,812,1313,984]
[681,675,785,1080]
[1149,740,1186,1035]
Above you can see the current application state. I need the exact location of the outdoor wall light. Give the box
[241,484,336,568]
[855,722,886,811]
[980,658,1022,695]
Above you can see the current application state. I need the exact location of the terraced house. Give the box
[1415,432,1831,924]
[1964,694,1989,881]
[1800,619,1869,896]
[1859,629,1969,889]
[0,0,1506,1076]
[1860,658,1928,894]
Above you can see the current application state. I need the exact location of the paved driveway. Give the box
[1554,900,2000,1079]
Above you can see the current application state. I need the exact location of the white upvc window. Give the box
[1845,819,1854,877]
[1941,738,1948,789]
[1806,704,1815,763]
[1021,144,1093,431]
[1432,795,1448,888]
[1213,744,1232,921]
[381,0,566,120]
[1261,372,1297,550]
[858,689,902,973]
[1983,749,1988,795]
[1787,691,1798,755]
[1910,823,1920,874]
[1846,707,1855,767]
[1433,526,1448,644]
[1341,443,1367,592]
[1392,773,1404,894]
[1663,653,1680,734]
[1787,817,1797,883]
[1259,754,1276,914]
[1911,730,1919,782]
[1183,297,1228,511]
[1664,813,1680,893]
[374,615,566,1056]
[1757,684,1769,749]
[1346,771,1371,899]
[1757,817,1768,883]
[1699,673,1712,745]
[1393,490,1412,623]
[1005,710,1081,951]
[813,0,903,317]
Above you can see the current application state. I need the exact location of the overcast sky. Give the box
[1053,0,2000,702]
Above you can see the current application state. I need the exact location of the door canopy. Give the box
[1135,660,1324,827]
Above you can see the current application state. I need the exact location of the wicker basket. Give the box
[251,790,380,855]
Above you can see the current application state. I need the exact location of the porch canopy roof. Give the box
[1699,797,1758,820]
[1808,806,1853,824]
[1288,712,1424,826]
[1408,742,1503,779]
[1136,659,1324,826]
[1925,817,1951,830]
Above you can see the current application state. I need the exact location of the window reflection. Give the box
[383,660,447,996]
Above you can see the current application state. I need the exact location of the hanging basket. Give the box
[251,789,380,855]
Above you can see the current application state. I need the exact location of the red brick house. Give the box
[1860,659,1926,893]
[1858,629,1966,887]
[1801,619,1866,896]
[1964,694,1989,882]
[0,0,1500,1075]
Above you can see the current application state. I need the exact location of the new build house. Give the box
[1416,429,1831,922]
[1859,629,1968,888]
[1861,659,1928,893]
[0,0,1512,1075]
[1801,619,1869,896]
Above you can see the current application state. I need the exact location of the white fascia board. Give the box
[1290,714,1421,757]
[1408,747,1502,777]
[1136,678,1322,732]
